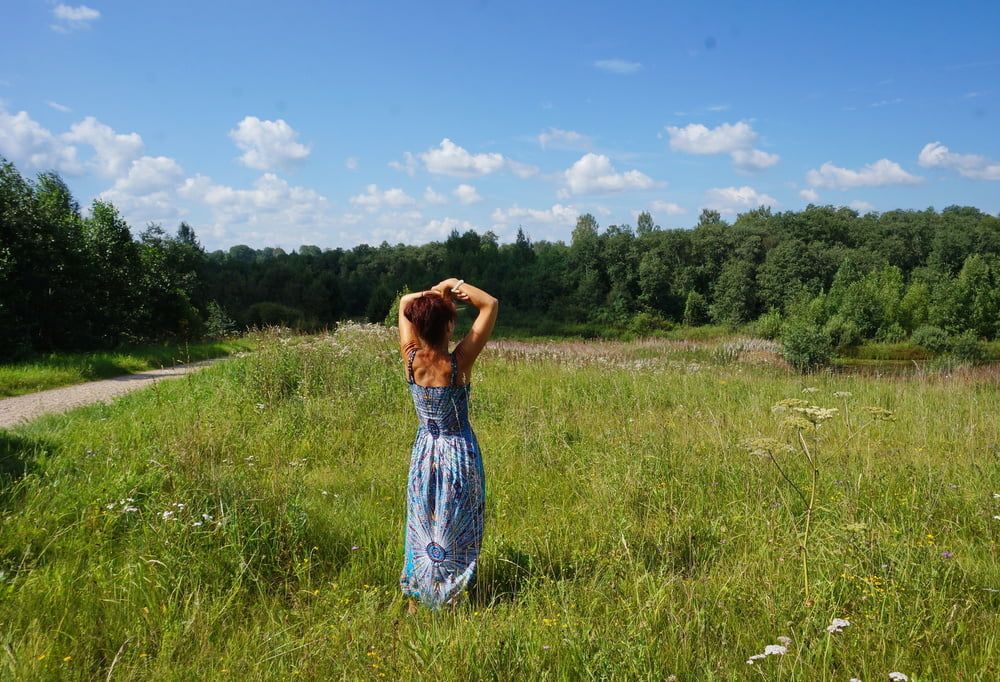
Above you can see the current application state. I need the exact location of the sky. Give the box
[1,1,999,251]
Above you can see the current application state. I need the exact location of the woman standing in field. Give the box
[397,278,498,610]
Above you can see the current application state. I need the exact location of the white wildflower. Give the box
[123,506,138,513]
[763,644,787,656]
[826,617,851,633]
[161,510,175,520]
[202,513,214,522]
[802,387,819,393]
[888,673,908,682]
[776,635,792,646]
[833,391,853,399]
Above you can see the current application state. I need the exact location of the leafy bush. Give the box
[747,310,783,340]
[628,311,673,336]
[946,330,988,366]
[683,291,709,326]
[781,319,833,372]
[823,314,862,351]
[911,325,950,354]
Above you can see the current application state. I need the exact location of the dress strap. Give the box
[406,347,418,384]
[449,350,459,386]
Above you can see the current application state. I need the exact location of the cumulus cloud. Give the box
[849,200,875,212]
[507,159,540,178]
[179,172,332,240]
[650,200,686,215]
[799,188,820,202]
[538,127,592,150]
[491,203,580,228]
[389,151,418,176]
[704,186,778,215]
[453,183,482,204]
[62,116,144,177]
[0,107,82,174]
[918,141,1000,180]
[561,153,656,195]
[420,138,505,176]
[349,184,416,211]
[51,4,100,32]
[667,121,779,171]
[806,159,922,189]
[593,59,642,75]
[229,116,310,170]
[47,101,72,113]
[98,156,186,225]
[423,186,447,204]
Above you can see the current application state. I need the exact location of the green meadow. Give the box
[1,325,997,680]
[0,338,257,397]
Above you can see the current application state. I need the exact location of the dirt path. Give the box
[0,358,224,429]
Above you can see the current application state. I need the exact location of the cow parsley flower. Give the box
[888,673,908,682]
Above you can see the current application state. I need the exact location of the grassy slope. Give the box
[0,326,997,680]
[0,338,258,397]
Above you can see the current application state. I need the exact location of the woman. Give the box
[397,277,498,610]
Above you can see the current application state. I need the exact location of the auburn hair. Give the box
[404,293,456,347]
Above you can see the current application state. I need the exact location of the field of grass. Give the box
[1,325,998,680]
[0,338,258,397]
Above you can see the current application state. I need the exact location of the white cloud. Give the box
[562,153,656,195]
[594,59,642,75]
[667,121,779,172]
[667,121,756,155]
[389,151,417,176]
[507,159,540,178]
[98,156,186,225]
[491,203,580,228]
[178,172,332,240]
[704,186,779,215]
[51,4,100,32]
[453,183,482,204]
[799,188,820,202]
[47,100,72,113]
[731,148,780,171]
[423,186,447,204]
[538,127,591,150]
[806,159,923,189]
[0,107,82,174]
[228,116,310,170]
[918,141,1000,180]
[62,116,144,177]
[849,200,875,212]
[420,138,505,176]
[344,156,359,171]
[349,184,415,211]
[650,200,686,216]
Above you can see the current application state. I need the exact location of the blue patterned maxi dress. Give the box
[400,348,486,608]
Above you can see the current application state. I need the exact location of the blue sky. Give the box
[2,1,998,251]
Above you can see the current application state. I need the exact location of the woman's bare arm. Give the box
[398,290,432,357]
[437,278,498,367]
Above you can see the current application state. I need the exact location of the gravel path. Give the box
[0,358,224,429]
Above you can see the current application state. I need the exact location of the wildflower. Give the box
[776,635,792,646]
[746,642,787,664]
[782,416,814,431]
[773,398,810,412]
[161,511,175,520]
[123,506,138,513]
[743,438,793,458]
[826,617,850,633]
[888,673,908,682]
[202,513,214,522]
[993,515,1000,521]
[351,545,360,551]
[802,387,819,393]
[863,406,895,421]
[833,391,853,399]
[63,656,71,662]
[940,551,953,559]
[849,678,861,682]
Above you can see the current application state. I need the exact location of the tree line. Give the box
[2,158,999,361]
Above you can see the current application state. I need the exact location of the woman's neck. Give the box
[421,340,450,354]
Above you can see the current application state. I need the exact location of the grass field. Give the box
[0,338,258,397]
[1,325,998,680]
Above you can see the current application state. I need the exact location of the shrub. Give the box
[747,310,783,340]
[628,311,673,336]
[911,325,950,354]
[683,291,709,326]
[204,301,238,339]
[781,319,833,372]
[946,330,988,366]
[823,315,862,351]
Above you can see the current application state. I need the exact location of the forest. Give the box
[3,157,1000,364]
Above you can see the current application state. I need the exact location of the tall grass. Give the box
[0,325,997,680]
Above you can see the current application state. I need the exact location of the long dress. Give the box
[399,347,486,609]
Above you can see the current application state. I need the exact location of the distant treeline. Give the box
[3,157,1000,360]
